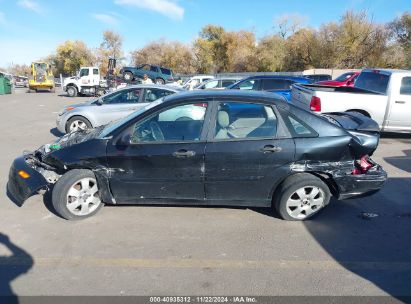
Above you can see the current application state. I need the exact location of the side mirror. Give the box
[95,98,103,105]
[117,132,131,146]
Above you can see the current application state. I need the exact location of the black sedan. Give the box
[7,90,387,221]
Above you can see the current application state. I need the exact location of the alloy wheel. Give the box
[66,178,101,216]
[285,186,325,220]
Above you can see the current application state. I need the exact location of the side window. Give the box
[204,80,219,89]
[143,89,174,102]
[221,80,236,87]
[150,66,158,72]
[79,69,89,77]
[103,89,141,104]
[400,77,411,95]
[130,103,208,143]
[281,112,317,137]
[262,79,292,90]
[236,79,260,90]
[142,65,150,71]
[214,102,277,140]
[93,69,99,75]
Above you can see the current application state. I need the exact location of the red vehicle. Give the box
[316,71,360,87]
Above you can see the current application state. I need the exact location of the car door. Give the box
[106,101,211,203]
[149,65,159,79]
[387,76,411,130]
[205,101,295,206]
[94,88,143,126]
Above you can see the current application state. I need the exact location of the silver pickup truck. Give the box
[291,69,411,132]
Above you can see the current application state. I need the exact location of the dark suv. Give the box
[120,64,174,84]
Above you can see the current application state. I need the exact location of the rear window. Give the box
[354,71,390,94]
[400,77,411,95]
[160,68,171,75]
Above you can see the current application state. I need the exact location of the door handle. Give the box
[172,149,196,158]
[395,101,406,104]
[260,145,282,153]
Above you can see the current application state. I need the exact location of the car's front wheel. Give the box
[274,174,331,221]
[67,86,78,97]
[66,116,92,133]
[52,169,103,220]
[155,78,165,85]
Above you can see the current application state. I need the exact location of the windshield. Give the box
[99,98,165,138]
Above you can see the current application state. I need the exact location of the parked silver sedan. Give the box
[56,84,183,133]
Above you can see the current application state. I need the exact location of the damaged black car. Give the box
[7,90,387,221]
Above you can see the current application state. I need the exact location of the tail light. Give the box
[310,96,321,111]
[352,155,374,175]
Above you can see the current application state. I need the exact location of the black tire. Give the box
[155,78,165,85]
[65,116,92,133]
[67,86,78,97]
[52,169,104,220]
[123,71,134,81]
[274,173,331,221]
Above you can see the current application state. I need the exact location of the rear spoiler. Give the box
[321,112,379,133]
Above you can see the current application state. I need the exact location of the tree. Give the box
[96,30,124,75]
[7,64,31,76]
[193,25,258,73]
[389,12,411,68]
[48,40,94,76]
[284,28,320,71]
[130,39,196,74]
[255,35,287,71]
[275,14,306,38]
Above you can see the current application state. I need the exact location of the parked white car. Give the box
[291,69,411,132]
[182,75,215,90]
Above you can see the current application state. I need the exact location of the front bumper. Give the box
[335,165,387,200]
[7,156,49,206]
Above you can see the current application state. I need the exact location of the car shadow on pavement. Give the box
[49,127,64,138]
[0,232,33,303]
[384,149,411,173]
[303,177,411,298]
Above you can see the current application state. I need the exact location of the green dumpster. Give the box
[0,73,12,94]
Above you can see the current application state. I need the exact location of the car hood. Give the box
[43,128,102,153]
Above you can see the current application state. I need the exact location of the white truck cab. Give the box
[63,67,105,97]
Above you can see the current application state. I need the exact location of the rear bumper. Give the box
[335,165,387,200]
[7,156,49,206]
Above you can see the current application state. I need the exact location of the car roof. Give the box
[163,89,288,104]
[118,84,184,92]
[238,75,312,82]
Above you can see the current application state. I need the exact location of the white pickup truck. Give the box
[291,69,411,132]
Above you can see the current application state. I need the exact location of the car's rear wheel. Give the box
[67,86,78,97]
[274,174,331,221]
[123,71,133,81]
[52,169,103,220]
[66,116,92,133]
[155,78,165,85]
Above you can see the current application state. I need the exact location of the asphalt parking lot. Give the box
[0,88,411,298]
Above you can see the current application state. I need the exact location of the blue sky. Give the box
[0,0,409,67]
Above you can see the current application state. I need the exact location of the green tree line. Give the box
[4,11,411,76]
